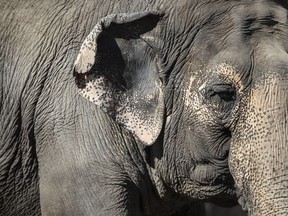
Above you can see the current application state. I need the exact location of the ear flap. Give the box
[73,11,164,145]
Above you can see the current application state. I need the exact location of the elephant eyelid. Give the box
[206,84,237,102]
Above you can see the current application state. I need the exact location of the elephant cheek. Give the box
[229,78,288,216]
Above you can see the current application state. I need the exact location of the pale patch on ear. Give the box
[77,74,117,115]
[116,85,164,145]
[74,21,104,74]
[74,41,97,74]
[77,74,164,145]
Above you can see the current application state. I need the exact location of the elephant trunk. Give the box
[229,77,288,216]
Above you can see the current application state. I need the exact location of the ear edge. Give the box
[73,11,164,75]
[104,11,164,39]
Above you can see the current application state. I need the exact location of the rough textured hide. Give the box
[1,0,288,215]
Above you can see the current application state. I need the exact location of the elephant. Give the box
[1,0,287,215]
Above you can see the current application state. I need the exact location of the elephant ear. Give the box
[73,11,164,145]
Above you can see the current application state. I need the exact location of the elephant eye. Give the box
[207,84,236,102]
[205,84,237,113]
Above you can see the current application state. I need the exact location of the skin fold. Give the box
[0,0,287,215]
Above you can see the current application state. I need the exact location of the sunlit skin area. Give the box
[1,1,287,215]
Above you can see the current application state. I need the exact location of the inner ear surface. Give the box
[94,33,127,90]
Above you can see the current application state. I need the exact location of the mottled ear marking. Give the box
[73,11,164,145]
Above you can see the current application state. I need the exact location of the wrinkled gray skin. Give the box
[0,0,287,215]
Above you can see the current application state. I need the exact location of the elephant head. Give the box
[73,1,288,214]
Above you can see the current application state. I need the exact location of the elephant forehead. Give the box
[214,63,244,89]
[248,73,288,112]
